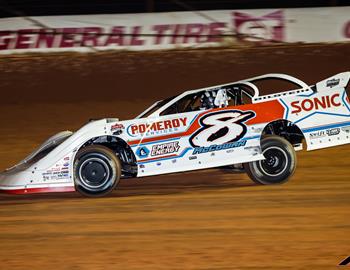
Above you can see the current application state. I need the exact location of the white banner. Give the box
[0,7,349,54]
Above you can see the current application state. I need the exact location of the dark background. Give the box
[0,0,349,18]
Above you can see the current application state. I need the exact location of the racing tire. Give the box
[74,145,121,197]
[244,136,296,185]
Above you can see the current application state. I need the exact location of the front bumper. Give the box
[0,170,75,195]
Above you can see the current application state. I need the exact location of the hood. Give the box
[3,131,73,174]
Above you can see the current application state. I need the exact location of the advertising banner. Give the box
[0,7,349,54]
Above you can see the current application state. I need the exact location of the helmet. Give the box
[214,89,229,108]
[200,89,229,110]
[200,91,216,110]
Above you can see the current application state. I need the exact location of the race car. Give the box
[0,72,349,197]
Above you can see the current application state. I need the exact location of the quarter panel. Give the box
[279,87,350,150]
[122,101,285,177]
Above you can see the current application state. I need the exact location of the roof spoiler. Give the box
[316,71,350,92]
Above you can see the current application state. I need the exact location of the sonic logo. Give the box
[190,110,255,147]
[291,93,341,114]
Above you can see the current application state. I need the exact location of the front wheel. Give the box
[244,136,297,185]
[74,145,121,197]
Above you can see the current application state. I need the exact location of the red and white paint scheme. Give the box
[1,7,350,54]
[0,72,349,196]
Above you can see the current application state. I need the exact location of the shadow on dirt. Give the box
[0,169,254,204]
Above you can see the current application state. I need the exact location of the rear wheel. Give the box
[74,145,121,197]
[244,136,296,185]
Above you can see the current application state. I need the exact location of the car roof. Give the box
[147,73,312,117]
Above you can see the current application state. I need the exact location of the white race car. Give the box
[1,72,349,197]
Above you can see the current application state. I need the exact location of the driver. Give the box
[200,88,230,110]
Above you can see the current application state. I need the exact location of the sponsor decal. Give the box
[151,142,180,156]
[326,78,340,88]
[190,110,255,147]
[42,169,69,181]
[326,128,340,136]
[291,93,341,114]
[193,140,247,155]
[136,142,181,160]
[152,22,227,44]
[309,131,326,140]
[0,27,146,50]
[111,123,124,135]
[136,146,150,158]
[0,22,228,52]
[233,10,284,42]
[189,156,197,160]
[244,146,260,155]
[128,117,187,137]
[341,126,350,133]
[111,123,124,131]
[309,128,341,139]
[64,156,70,161]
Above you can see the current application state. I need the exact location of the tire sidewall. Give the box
[247,136,296,185]
[74,145,121,197]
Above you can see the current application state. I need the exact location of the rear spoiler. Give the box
[316,71,350,92]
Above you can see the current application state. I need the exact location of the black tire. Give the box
[244,136,296,185]
[74,145,121,197]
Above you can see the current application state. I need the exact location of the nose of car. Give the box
[0,169,31,191]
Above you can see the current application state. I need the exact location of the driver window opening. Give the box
[160,93,201,116]
[160,85,254,116]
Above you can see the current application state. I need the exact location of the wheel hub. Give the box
[79,157,111,189]
[260,147,288,176]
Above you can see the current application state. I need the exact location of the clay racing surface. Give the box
[0,43,349,269]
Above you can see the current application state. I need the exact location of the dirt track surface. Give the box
[0,43,349,269]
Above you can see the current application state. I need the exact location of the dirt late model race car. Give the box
[1,72,349,197]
